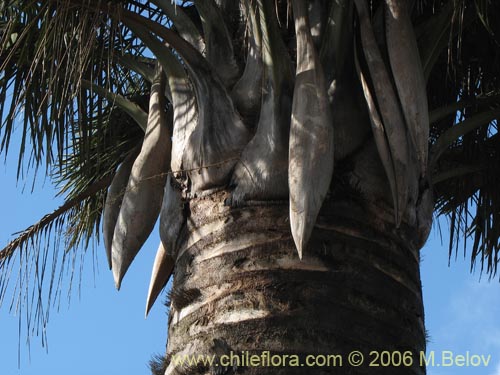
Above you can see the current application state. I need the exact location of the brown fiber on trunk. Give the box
[163,191,425,375]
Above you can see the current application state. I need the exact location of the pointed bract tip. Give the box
[113,268,123,291]
[296,246,303,260]
[290,225,304,260]
[145,298,154,318]
[290,211,312,260]
[104,243,113,270]
[145,290,159,318]
[145,243,175,317]
[292,234,305,260]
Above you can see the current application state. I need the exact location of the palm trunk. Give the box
[164,191,425,375]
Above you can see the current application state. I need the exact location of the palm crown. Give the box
[0,0,499,347]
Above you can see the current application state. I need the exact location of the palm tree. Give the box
[0,0,499,373]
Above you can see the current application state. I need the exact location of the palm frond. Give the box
[0,0,160,170]
[0,0,155,345]
[434,131,500,276]
[426,0,500,277]
[0,99,145,345]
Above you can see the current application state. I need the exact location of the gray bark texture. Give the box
[161,191,426,375]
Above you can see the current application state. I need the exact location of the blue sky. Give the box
[0,145,499,375]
